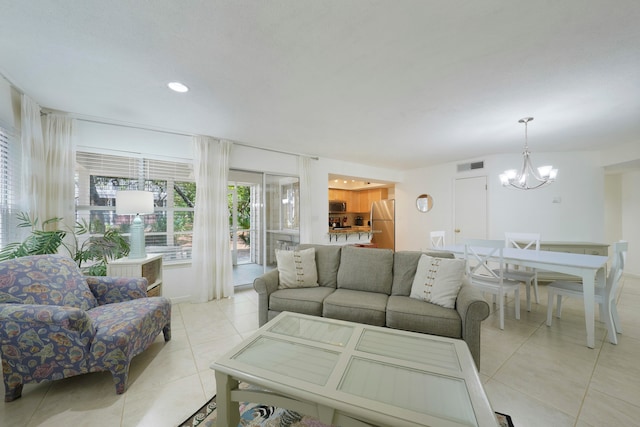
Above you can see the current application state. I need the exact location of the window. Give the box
[75,151,194,262]
[0,125,20,248]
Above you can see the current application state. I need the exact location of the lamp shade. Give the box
[116,191,154,215]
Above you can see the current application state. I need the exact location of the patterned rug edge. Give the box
[179,395,217,427]
[179,395,515,427]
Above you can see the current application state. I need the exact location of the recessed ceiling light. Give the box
[167,82,189,93]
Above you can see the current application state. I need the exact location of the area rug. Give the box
[179,395,515,427]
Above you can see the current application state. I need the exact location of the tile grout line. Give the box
[572,330,606,427]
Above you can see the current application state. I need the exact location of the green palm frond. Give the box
[1,212,129,274]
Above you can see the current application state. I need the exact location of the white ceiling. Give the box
[1,1,639,170]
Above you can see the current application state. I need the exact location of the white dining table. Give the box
[441,244,609,348]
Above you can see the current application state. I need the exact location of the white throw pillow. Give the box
[276,248,319,289]
[410,254,465,309]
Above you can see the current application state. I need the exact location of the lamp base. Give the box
[128,214,147,259]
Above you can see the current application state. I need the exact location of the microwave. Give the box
[329,201,347,213]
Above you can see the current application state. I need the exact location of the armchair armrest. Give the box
[85,276,148,305]
[0,303,95,346]
[253,269,280,326]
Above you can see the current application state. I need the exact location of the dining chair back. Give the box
[464,239,522,330]
[546,241,628,344]
[430,230,446,249]
[502,232,541,311]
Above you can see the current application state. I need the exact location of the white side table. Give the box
[107,254,163,296]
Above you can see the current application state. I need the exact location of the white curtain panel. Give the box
[43,114,76,232]
[298,155,312,244]
[192,136,234,301]
[20,95,46,221]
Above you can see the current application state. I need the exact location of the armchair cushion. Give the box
[0,255,97,310]
[85,276,148,305]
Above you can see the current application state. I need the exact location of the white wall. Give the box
[0,75,19,130]
[396,151,606,251]
[621,171,640,276]
[604,174,623,244]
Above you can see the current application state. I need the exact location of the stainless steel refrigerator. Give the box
[370,199,395,250]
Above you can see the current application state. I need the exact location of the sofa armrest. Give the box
[455,280,490,368]
[85,276,148,305]
[253,269,280,326]
[0,303,95,346]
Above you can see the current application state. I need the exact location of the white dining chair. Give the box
[430,230,446,249]
[500,232,540,312]
[465,239,522,330]
[546,241,628,344]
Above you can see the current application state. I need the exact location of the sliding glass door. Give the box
[264,173,300,267]
[229,170,262,286]
[228,170,300,286]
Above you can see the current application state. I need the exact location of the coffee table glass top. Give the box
[215,313,496,426]
[357,329,461,371]
[233,336,340,385]
[267,314,354,347]
[339,358,476,425]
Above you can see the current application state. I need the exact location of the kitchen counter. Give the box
[327,226,379,242]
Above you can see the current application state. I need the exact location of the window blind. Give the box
[0,125,20,248]
[76,150,195,262]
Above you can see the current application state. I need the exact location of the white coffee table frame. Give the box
[211,312,497,427]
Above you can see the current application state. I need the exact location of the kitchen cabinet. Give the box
[106,254,163,296]
[329,188,388,213]
[358,188,388,212]
[328,188,343,201]
[329,189,353,211]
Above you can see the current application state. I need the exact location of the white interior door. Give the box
[454,176,487,244]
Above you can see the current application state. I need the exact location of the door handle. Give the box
[454,229,461,233]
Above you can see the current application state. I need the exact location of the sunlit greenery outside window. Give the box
[228,184,251,244]
[76,152,194,262]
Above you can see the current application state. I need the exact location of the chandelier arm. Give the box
[501,116,557,190]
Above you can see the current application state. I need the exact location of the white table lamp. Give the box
[116,190,154,259]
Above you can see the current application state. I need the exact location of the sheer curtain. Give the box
[192,136,234,301]
[43,114,75,232]
[297,155,312,244]
[20,95,46,221]
[20,96,76,231]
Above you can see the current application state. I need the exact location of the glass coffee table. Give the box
[211,312,498,426]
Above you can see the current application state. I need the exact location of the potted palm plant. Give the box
[0,212,130,276]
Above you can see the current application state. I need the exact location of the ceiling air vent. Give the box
[457,161,484,173]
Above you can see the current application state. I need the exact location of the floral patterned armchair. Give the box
[0,254,171,402]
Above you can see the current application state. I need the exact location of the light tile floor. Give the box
[2,277,639,427]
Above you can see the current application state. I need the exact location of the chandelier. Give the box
[499,117,557,190]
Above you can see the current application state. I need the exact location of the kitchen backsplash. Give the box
[329,213,369,228]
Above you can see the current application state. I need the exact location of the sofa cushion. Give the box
[386,295,462,338]
[336,246,393,294]
[297,244,341,288]
[323,289,388,326]
[269,287,336,317]
[276,248,318,289]
[409,254,465,309]
[392,250,455,296]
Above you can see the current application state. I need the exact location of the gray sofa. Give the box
[254,244,491,368]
